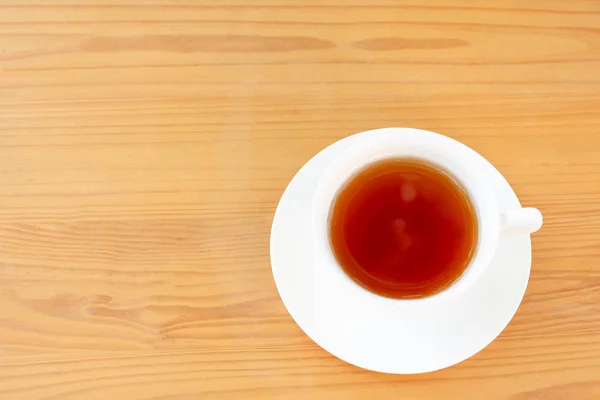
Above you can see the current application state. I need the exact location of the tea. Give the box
[329,158,477,299]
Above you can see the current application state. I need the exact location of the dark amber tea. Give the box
[329,158,478,299]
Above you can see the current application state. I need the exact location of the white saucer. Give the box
[270,131,532,374]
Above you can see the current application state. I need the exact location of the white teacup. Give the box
[271,127,542,373]
[313,127,542,303]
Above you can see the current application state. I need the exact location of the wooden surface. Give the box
[1,1,600,399]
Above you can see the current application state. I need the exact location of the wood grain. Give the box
[1,0,600,398]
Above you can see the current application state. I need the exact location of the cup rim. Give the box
[312,128,500,304]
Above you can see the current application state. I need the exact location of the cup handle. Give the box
[500,208,543,235]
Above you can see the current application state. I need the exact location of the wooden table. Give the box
[1,1,599,399]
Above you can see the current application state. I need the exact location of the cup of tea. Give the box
[313,128,542,303]
[271,127,543,373]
